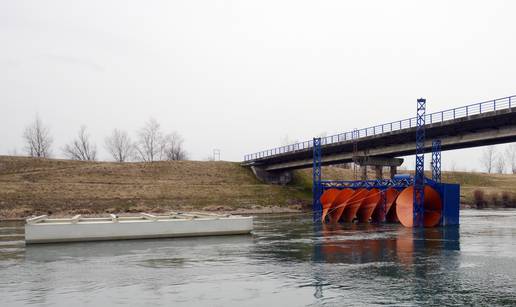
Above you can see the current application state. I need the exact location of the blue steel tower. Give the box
[432,139,442,183]
[312,137,322,222]
[413,98,426,227]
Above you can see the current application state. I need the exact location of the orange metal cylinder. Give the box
[395,185,442,228]
[328,189,354,223]
[341,189,368,222]
[356,189,381,222]
[319,188,341,223]
[373,188,399,223]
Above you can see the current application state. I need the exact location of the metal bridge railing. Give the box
[243,95,515,162]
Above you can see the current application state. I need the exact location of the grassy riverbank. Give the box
[0,156,309,218]
[0,156,515,218]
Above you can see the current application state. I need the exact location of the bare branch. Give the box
[63,126,97,161]
[505,143,516,174]
[134,118,164,162]
[163,132,188,161]
[105,129,133,162]
[495,154,506,174]
[480,146,496,174]
[23,116,53,158]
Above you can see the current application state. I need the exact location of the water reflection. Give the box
[311,223,461,303]
[314,223,460,265]
[25,235,253,263]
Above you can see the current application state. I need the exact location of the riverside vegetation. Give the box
[0,156,515,219]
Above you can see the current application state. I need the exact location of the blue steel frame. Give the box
[312,138,322,221]
[320,178,413,190]
[413,98,426,227]
[244,94,515,162]
[432,139,442,183]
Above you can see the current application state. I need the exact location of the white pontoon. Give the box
[25,212,253,244]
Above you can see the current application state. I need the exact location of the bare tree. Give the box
[495,154,506,174]
[105,129,133,162]
[280,134,299,146]
[63,126,97,161]
[505,143,516,174]
[480,146,496,174]
[449,160,457,172]
[204,156,215,161]
[317,131,328,138]
[23,116,53,158]
[163,132,187,161]
[8,148,19,156]
[134,118,165,162]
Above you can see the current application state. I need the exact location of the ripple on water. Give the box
[136,257,188,268]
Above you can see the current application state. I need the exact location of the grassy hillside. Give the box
[0,156,514,218]
[0,156,310,218]
[441,171,516,207]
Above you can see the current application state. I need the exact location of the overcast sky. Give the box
[1,0,515,171]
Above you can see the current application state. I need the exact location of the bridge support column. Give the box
[250,166,293,185]
[354,156,404,180]
[375,166,383,179]
[390,166,397,179]
[361,166,368,180]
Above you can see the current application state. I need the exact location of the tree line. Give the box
[22,116,187,162]
[480,145,516,175]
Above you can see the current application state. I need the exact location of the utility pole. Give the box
[213,149,221,161]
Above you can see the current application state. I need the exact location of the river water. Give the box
[1,209,515,306]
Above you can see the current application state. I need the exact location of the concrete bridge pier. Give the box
[360,166,367,181]
[251,166,293,185]
[354,156,404,180]
[390,166,398,179]
[374,165,383,179]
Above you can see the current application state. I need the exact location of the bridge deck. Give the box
[243,96,516,171]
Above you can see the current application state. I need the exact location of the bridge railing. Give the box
[244,95,515,161]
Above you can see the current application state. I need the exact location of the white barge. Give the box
[25,212,253,244]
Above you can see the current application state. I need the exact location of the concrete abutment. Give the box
[251,166,293,185]
[354,156,404,180]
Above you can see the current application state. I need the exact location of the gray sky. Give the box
[1,0,515,171]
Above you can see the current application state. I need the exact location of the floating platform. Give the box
[25,212,253,244]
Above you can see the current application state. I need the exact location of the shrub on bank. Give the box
[473,190,516,208]
[490,193,499,207]
[473,189,486,209]
[501,191,511,208]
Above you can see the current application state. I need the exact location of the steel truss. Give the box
[413,98,426,227]
[432,139,442,183]
[312,138,322,221]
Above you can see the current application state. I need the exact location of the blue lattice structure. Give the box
[413,98,426,227]
[310,97,460,227]
[320,178,413,190]
[432,139,442,183]
[312,138,322,221]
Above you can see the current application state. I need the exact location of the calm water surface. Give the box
[1,209,516,306]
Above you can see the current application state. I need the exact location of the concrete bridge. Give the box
[243,95,516,184]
